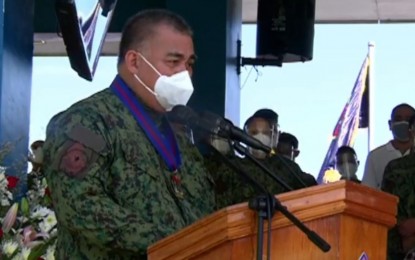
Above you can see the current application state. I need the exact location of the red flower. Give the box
[0,228,3,238]
[6,176,19,189]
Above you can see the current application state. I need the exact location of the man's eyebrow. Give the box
[166,52,183,58]
[166,52,197,60]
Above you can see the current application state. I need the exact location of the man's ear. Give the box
[388,120,392,130]
[124,50,141,75]
[294,150,300,158]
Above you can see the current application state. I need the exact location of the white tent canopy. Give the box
[34,0,415,56]
[244,0,415,23]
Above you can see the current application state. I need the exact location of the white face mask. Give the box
[133,53,194,111]
[248,133,271,159]
[337,163,358,180]
[254,133,272,146]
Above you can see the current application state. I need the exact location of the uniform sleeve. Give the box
[381,162,397,193]
[44,109,172,255]
[276,157,317,189]
[205,154,238,208]
[206,154,257,208]
[299,172,318,186]
[361,153,379,188]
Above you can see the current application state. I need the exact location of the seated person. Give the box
[277,132,315,177]
[204,108,317,209]
[277,132,300,161]
[335,145,361,183]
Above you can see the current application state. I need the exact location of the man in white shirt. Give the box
[362,103,415,189]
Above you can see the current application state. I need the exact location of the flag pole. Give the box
[368,41,375,152]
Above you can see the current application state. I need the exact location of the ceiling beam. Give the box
[34,0,415,56]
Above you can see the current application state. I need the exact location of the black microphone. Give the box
[167,105,197,122]
[167,105,218,135]
[199,111,275,155]
[168,106,275,155]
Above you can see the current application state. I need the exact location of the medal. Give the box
[171,171,185,199]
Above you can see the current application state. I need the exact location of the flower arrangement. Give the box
[0,141,57,260]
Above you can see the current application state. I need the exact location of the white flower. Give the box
[0,174,6,185]
[12,247,31,260]
[1,198,10,206]
[44,245,56,260]
[31,206,52,219]
[0,172,7,189]
[6,190,13,200]
[0,165,7,174]
[0,166,7,179]
[2,240,19,256]
[39,212,57,233]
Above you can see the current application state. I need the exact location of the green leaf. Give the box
[20,198,29,217]
[27,237,56,260]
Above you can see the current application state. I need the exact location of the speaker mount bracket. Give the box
[236,40,282,75]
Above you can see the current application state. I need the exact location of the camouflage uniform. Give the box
[382,153,415,260]
[205,152,317,209]
[43,87,216,259]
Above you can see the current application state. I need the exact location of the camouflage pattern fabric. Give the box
[43,87,216,259]
[382,153,415,260]
[205,151,317,210]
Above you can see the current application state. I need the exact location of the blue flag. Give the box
[317,56,370,184]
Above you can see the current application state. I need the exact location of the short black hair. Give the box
[118,9,193,65]
[409,114,415,126]
[391,103,415,119]
[244,108,278,130]
[278,132,299,149]
[336,145,356,156]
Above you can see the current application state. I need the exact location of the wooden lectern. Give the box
[148,181,398,260]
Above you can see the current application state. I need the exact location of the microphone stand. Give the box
[233,142,293,192]
[208,146,275,260]
[231,142,332,255]
[275,154,309,188]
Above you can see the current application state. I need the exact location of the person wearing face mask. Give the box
[335,146,361,183]
[243,109,280,159]
[42,10,216,259]
[277,132,316,179]
[277,132,300,161]
[382,115,415,259]
[210,109,317,209]
[362,103,415,190]
[245,110,316,187]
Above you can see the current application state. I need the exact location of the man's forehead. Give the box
[279,142,295,148]
[278,142,294,150]
[394,107,415,118]
[336,153,356,160]
[248,119,271,129]
[148,25,195,55]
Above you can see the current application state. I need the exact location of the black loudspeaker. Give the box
[256,0,316,63]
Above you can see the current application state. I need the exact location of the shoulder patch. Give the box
[53,124,106,179]
[67,124,106,153]
[57,141,99,179]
